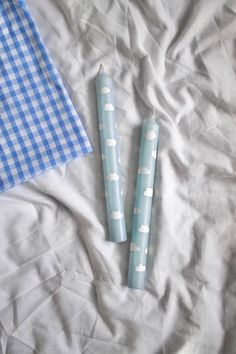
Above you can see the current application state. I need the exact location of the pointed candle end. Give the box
[150,108,159,124]
[98,64,104,75]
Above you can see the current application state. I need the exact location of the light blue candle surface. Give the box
[128,117,159,288]
[95,67,127,243]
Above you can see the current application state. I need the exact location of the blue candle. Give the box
[128,117,159,288]
[95,66,127,243]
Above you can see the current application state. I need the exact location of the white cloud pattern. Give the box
[138,166,151,175]
[110,211,123,220]
[130,243,140,252]
[145,130,157,141]
[135,264,146,272]
[144,187,153,197]
[107,173,119,181]
[138,224,149,233]
[99,86,110,94]
[106,139,117,147]
[104,103,114,111]
[152,150,157,159]
[145,248,148,254]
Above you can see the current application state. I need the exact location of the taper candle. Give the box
[128,116,159,288]
[95,66,127,242]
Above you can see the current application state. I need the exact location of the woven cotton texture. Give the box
[0,0,92,192]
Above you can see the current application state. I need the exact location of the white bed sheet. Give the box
[0,0,236,353]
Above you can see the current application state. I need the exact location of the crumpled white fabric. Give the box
[0,0,236,353]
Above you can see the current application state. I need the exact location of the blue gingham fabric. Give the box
[0,0,92,192]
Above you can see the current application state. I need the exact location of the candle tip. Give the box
[99,64,104,75]
[150,108,160,125]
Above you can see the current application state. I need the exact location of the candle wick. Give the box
[99,64,104,75]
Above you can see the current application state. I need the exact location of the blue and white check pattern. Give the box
[0,0,92,192]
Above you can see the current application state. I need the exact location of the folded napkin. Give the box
[0,0,92,192]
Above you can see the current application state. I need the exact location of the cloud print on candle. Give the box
[107,173,119,181]
[138,224,150,233]
[104,103,115,111]
[152,150,157,159]
[135,264,146,272]
[144,187,153,197]
[130,243,140,252]
[105,138,117,147]
[145,130,157,141]
[138,166,151,175]
[110,211,123,220]
[99,86,110,94]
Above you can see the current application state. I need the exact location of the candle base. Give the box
[128,257,146,289]
[109,235,127,243]
[128,271,145,290]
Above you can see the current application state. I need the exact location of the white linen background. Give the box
[0,0,236,353]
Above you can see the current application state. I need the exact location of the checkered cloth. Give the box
[0,0,92,192]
